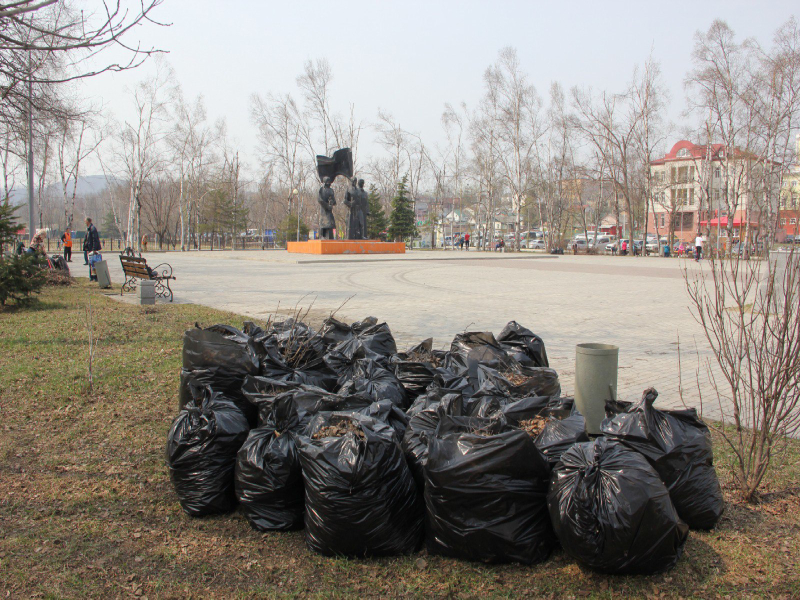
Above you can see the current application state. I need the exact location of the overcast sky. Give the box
[79,0,798,178]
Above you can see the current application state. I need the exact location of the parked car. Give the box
[784,235,795,244]
[528,239,546,250]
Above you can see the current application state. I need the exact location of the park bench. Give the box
[119,250,176,302]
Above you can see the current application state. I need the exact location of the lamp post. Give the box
[293,188,300,242]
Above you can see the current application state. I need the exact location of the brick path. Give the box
[105,250,728,420]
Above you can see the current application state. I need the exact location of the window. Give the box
[781,218,787,226]
[670,167,677,183]
[689,166,695,182]
[714,167,721,179]
[791,218,798,225]
[660,214,665,227]
[713,189,720,204]
[677,148,690,158]
[678,166,689,183]
[689,188,695,206]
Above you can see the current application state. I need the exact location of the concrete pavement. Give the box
[103,249,727,419]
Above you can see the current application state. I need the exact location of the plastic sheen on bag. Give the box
[166,387,250,517]
[425,416,554,564]
[601,387,724,530]
[548,438,689,574]
[295,413,422,557]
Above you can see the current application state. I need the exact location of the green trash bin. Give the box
[574,343,619,435]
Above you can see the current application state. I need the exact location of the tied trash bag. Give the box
[474,365,561,402]
[180,324,261,421]
[264,318,327,370]
[166,387,250,517]
[601,388,724,529]
[402,390,463,488]
[320,316,398,363]
[235,396,305,531]
[295,413,423,557]
[346,399,409,440]
[548,438,689,574]
[389,338,446,401]
[337,359,408,408]
[448,331,515,383]
[241,375,301,426]
[425,416,554,564]
[497,321,549,368]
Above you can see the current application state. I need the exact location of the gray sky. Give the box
[79,0,798,177]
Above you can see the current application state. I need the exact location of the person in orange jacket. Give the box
[60,226,73,262]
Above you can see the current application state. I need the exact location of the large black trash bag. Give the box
[448,331,516,383]
[338,359,408,408]
[548,438,689,574]
[348,399,409,440]
[295,413,423,557]
[320,316,398,363]
[401,390,463,488]
[389,338,446,401]
[534,413,589,469]
[269,385,372,430]
[179,323,261,421]
[475,364,561,400]
[425,415,554,564]
[601,388,724,530]
[264,318,327,370]
[260,343,339,392]
[166,387,250,517]
[497,321,549,368]
[469,393,550,419]
[241,375,301,425]
[235,396,305,531]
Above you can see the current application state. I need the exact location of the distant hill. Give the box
[7,175,121,206]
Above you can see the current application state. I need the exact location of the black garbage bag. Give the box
[425,416,554,564]
[338,359,408,408]
[475,364,561,400]
[469,393,550,419]
[402,390,464,488]
[497,321,549,368]
[263,318,327,371]
[241,375,301,425]
[389,338,446,401]
[548,438,689,574]
[179,323,261,422]
[235,395,305,531]
[270,385,372,430]
[533,413,589,468]
[166,387,250,517]
[295,413,423,557]
[448,331,516,383]
[601,388,724,530]
[348,399,409,440]
[321,316,398,363]
[260,344,339,392]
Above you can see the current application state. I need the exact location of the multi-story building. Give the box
[648,140,777,244]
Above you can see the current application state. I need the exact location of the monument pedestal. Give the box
[287,240,405,255]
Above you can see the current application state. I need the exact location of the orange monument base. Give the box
[286,240,406,255]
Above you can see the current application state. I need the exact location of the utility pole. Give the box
[27,52,35,242]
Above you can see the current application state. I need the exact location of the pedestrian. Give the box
[621,240,628,256]
[458,235,464,250]
[85,217,101,280]
[60,226,73,262]
[141,233,148,252]
[695,232,704,262]
[464,232,470,250]
[611,242,618,256]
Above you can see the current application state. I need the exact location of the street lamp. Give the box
[293,188,300,242]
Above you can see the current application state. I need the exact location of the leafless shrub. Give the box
[684,250,800,501]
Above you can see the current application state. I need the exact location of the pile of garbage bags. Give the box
[166,317,724,573]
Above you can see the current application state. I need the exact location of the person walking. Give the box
[60,226,73,262]
[141,233,148,252]
[464,232,470,250]
[695,232,704,262]
[621,240,628,256]
[85,217,101,280]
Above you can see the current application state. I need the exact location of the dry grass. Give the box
[0,282,798,599]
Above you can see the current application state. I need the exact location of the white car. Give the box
[528,239,546,250]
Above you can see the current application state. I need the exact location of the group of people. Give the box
[455,233,471,249]
[16,217,102,279]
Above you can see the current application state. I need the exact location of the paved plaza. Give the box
[105,249,727,419]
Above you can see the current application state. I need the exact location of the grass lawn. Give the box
[0,281,798,599]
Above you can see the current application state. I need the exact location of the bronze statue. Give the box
[318,176,336,239]
[358,179,370,239]
[344,176,363,239]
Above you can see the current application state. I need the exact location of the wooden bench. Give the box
[119,251,176,302]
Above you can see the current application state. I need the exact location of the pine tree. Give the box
[366,185,388,240]
[387,176,417,242]
[0,203,47,306]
